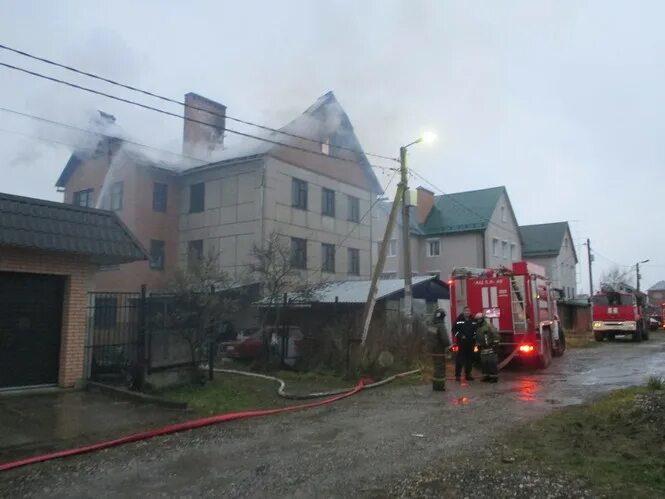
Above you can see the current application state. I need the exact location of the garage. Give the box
[0,192,147,389]
[0,272,65,388]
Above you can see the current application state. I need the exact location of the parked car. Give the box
[649,317,662,330]
[223,326,304,365]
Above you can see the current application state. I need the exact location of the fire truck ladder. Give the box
[509,275,528,333]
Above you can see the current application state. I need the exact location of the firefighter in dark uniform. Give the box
[429,308,451,391]
[475,312,500,382]
[452,306,477,381]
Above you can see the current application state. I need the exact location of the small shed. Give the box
[0,192,147,389]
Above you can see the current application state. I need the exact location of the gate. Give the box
[86,289,146,385]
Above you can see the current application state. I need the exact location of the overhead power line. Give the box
[0,61,398,173]
[0,43,398,163]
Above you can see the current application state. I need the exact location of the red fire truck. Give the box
[449,261,565,369]
[591,286,649,342]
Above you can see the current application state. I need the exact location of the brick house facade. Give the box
[0,193,147,389]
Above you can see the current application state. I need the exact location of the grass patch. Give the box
[647,376,664,391]
[504,385,665,498]
[565,331,600,349]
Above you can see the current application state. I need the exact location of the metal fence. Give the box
[86,290,145,385]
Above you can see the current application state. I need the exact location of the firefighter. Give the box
[475,312,500,382]
[429,308,451,391]
[452,306,477,381]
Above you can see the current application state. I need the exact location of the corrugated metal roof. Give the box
[520,222,570,258]
[0,192,148,264]
[259,275,436,305]
[422,186,505,235]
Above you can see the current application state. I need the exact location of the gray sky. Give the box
[1,0,663,292]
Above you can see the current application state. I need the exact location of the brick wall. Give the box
[0,247,95,387]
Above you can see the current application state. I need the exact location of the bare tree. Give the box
[165,251,239,374]
[600,265,633,291]
[247,232,321,367]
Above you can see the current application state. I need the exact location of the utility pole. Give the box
[586,238,594,296]
[400,146,413,331]
[360,182,405,347]
[636,259,649,292]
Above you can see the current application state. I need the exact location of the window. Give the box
[189,183,205,213]
[322,188,335,217]
[510,243,517,261]
[321,139,330,155]
[188,240,203,268]
[94,296,117,328]
[492,238,499,257]
[387,239,397,257]
[73,188,94,208]
[290,238,307,269]
[501,206,506,223]
[322,243,335,273]
[348,195,360,222]
[149,240,165,270]
[153,182,168,212]
[348,248,360,275]
[502,240,509,259]
[427,239,440,257]
[106,182,122,211]
[292,178,308,210]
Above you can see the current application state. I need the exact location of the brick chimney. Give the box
[416,186,434,224]
[182,92,226,158]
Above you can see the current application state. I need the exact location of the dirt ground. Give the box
[2,333,665,498]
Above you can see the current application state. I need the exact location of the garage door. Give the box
[0,272,64,389]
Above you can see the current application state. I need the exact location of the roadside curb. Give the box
[85,381,188,410]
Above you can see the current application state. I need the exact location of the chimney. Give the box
[416,186,434,224]
[182,92,226,158]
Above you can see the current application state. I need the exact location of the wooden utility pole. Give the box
[400,146,413,332]
[360,183,405,347]
[586,238,594,296]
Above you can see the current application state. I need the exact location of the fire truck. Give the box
[591,285,649,342]
[449,261,565,369]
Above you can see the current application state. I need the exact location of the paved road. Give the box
[3,334,665,498]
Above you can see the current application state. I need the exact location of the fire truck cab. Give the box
[591,287,649,342]
[449,261,565,369]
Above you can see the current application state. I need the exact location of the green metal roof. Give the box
[520,222,571,258]
[421,186,505,235]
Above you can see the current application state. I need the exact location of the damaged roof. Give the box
[0,192,148,264]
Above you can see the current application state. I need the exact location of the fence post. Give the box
[138,284,148,389]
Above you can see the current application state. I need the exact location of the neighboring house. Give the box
[56,91,382,292]
[647,280,665,306]
[0,192,147,388]
[520,222,578,300]
[375,186,522,281]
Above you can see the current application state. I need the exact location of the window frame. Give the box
[153,182,168,212]
[187,239,204,268]
[189,182,205,213]
[321,188,335,217]
[348,195,360,222]
[321,243,336,273]
[108,181,123,211]
[292,178,308,211]
[427,239,440,257]
[510,242,517,261]
[501,206,506,223]
[73,188,94,208]
[492,238,499,257]
[502,240,509,259]
[290,237,307,269]
[347,248,360,275]
[387,239,397,257]
[149,239,165,270]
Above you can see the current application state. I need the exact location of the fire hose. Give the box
[0,368,420,473]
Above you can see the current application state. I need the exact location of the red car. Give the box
[224,328,264,359]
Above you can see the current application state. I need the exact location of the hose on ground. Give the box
[213,368,422,400]
[0,368,421,473]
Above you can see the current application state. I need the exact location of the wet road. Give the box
[3,334,665,498]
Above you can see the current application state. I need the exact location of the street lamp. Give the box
[636,259,649,292]
[400,131,437,327]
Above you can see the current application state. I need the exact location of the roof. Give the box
[520,222,577,261]
[0,192,148,264]
[259,275,443,305]
[421,186,506,235]
[378,202,424,236]
[649,280,665,291]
